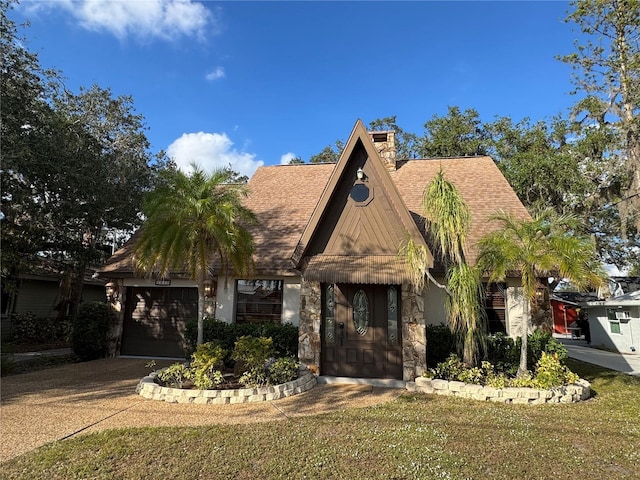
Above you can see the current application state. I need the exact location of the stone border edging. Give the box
[407,376,591,404]
[136,365,316,404]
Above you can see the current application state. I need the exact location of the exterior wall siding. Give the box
[586,305,639,355]
[282,277,301,325]
[14,279,105,318]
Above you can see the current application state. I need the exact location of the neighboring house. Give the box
[582,284,640,355]
[98,120,531,379]
[1,263,106,336]
[550,291,599,335]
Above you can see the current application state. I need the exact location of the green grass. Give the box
[2,360,639,480]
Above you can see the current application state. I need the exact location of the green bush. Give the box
[485,333,519,375]
[427,351,579,389]
[265,357,299,384]
[426,324,457,367]
[157,363,190,388]
[11,312,71,344]
[240,356,299,387]
[232,336,274,370]
[532,352,579,389]
[484,330,568,375]
[184,318,298,360]
[72,302,112,361]
[188,342,227,389]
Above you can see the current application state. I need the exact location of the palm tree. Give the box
[134,165,256,345]
[477,210,604,376]
[402,169,485,365]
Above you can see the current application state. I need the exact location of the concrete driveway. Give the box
[0,358,403,463]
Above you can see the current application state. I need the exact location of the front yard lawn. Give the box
[2,360,639,479]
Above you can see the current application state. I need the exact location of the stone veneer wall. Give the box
[298,280,321,372]
[409,377,591,404]
[401,283,427,381]
[137,366,316,404]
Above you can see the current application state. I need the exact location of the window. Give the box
[484,283,507,334]
[607,308,622,334]
[235,280,283,324]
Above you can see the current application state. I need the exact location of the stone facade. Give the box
[369,131,397,171]
[298,279,322,371]
[409,377,591,404]
[401,283,427,380]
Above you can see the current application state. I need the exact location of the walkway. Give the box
[0,358,403,463]
[557,336,640,377]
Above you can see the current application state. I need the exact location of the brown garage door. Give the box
[121,287,198,358]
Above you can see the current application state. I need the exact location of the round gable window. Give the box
[350,183,370,203]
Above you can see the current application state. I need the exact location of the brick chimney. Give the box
[369,130,396,171]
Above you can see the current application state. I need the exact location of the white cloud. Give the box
[279,152,297,165]
[27,0,218,42]
[167,132,263,178]
[206,67,225,81]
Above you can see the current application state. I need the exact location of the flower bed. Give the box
[137,365,316,404]
[408,376,591,404]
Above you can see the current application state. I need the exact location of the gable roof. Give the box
[100,127,530,280]
[290,120,432,283]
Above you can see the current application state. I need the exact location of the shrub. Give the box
[240,356,300,387]
[485,333,519,375]
[532,352,579,389]
[265,357,299,385]
[10,312,71,345]
[188,342,226,389]
[184,318,298,360]
[426,324,457,367]
[157,363,190,388]
[232,336,274,370]
[427,351,580,389]
[72,302,112,361]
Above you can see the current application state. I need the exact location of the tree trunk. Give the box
[197,280,205,345]
[517,299,530,377]
[67,263,86,326]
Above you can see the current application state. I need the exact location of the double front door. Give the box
[321,283,402,379]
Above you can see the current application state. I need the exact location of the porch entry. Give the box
[321,283,402,379]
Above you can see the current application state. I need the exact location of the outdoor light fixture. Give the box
[357,167,365,181]
[204,280,215,298]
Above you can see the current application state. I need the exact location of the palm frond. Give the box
[422,169,470,265]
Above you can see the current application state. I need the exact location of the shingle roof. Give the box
[237,156,528,276]
[100,156,529,277]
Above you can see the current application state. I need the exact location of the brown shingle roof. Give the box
[100,156,529,277]
[389,156,531,264]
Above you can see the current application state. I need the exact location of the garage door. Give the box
[121,287,198,358]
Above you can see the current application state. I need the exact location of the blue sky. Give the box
[13,0,581,178]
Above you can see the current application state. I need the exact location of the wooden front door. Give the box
[321,283,402,379]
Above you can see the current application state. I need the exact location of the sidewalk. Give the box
[556,336,640,377]
[5,347,73,364]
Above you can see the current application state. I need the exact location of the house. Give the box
[582,289,640,355]
[1,261,106,337]
[550,291,599,336]
[99,120,531,379]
